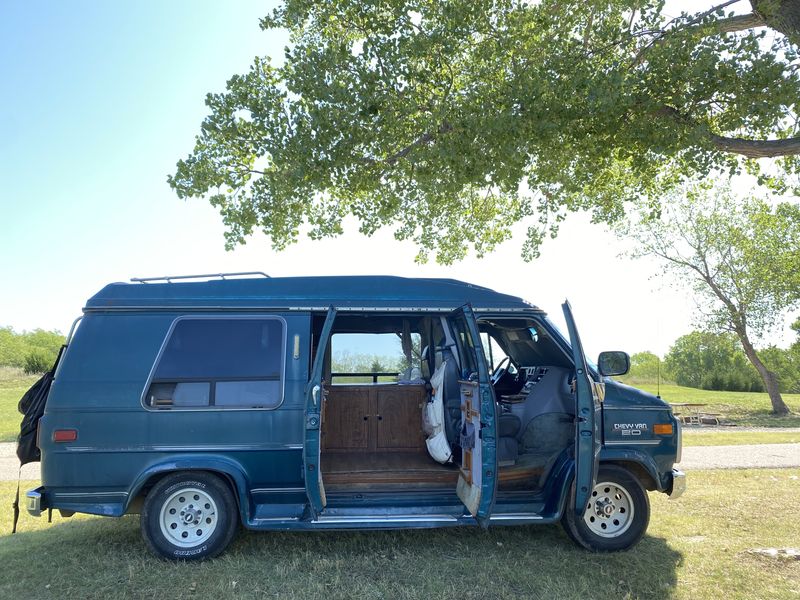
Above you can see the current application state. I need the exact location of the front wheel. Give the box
[141,472,239,560]
[561,464,650,551]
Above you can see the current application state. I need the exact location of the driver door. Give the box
[562,301,602,518]
[304,307,337,519]
[448,305,498,527]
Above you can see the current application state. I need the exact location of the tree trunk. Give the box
[738,330,790,415]
[751,0,800,44]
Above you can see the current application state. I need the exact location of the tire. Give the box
[561,464,650,552]
[141,471,239,560]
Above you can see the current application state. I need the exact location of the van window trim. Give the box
[140,314,288,412]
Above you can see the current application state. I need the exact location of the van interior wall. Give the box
[320,383,459,489]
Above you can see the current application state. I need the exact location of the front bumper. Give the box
[26,487,45,517]
[668,469,686,500]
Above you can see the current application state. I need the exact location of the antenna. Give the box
[657,354,661,399]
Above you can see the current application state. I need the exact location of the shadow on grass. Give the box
[1,513,682,599]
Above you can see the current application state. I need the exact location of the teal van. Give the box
[24,274,684,559]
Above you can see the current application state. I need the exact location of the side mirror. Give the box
[597,351,630,377]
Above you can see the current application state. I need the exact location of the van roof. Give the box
[85,275,540,313]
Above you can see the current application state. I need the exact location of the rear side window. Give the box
[144,318,285,410]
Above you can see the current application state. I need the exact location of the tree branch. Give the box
[709,133,800,158]
[365,122,453,167]
[631,3,766,66]
[656,105,800,158]
[714,12,767,33]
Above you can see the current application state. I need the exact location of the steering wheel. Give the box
[491,356,511,385]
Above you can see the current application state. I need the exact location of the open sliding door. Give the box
[447,305,497,527]
[562,301,602,518]
[304,307,337,519]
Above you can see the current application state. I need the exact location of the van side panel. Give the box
[39,312,310,517]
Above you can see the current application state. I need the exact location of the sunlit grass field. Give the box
[1,470,798,599]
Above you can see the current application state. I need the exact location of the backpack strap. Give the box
[11,467,21,534]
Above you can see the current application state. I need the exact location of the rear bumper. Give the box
[26,487,45,517]
[668,469,686,500]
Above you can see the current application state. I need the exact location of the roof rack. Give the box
[131,272,270,284]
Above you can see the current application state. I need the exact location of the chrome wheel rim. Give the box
[583,480,634,538]
[159,487,218,547]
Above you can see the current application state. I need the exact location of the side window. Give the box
[145,318,284,410]
[330,332,421,384]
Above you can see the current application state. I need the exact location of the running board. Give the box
[317,514,460,524]
[246,512,549,530]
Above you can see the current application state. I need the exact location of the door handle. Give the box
[312,385,320,406]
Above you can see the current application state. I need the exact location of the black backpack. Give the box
[16,346,64,465]
[11,346,64,533]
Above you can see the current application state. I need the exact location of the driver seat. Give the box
[438,347,463,461]
[497,412,521,466]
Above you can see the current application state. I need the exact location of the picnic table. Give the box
[669,403,721,425]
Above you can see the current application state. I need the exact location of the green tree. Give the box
[664,331,763,392]
[622,185,800,414]
[170,0,800,263]
[626,351,663,383]
[23,348,54,375]
[758,318,800,394]
[0,326,25,367]
[0,326,64,369]
[759,345,800,394]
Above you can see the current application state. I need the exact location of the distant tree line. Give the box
[0,327,65,375]
[626,324,800,394]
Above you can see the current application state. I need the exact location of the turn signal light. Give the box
[654,424,673,435]
[53,429,78,442]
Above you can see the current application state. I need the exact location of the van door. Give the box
[561,301,602,518]
[448,305,497,527]
[304,307,337,518]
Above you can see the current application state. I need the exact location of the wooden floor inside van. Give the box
[322,451,458,488]
[321,451,545,490]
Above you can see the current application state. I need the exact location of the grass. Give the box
[0,469,798,599]
[682,430,800,447]
[630,383,800,428]
[0,368,37,443]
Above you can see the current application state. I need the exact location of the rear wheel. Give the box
[141,472,238,560]
[561,464,649,551]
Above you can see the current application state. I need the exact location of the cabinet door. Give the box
[376,386,426,451]
[323,387,371,450]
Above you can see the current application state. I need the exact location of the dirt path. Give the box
[1,441,799,483]
[0,443,40,481]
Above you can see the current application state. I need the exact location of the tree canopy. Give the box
[664,331,764,392]
[170,0,800,263]
[0,327,64,374]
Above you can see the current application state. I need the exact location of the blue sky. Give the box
[1,1,283,326]
[0,1,795,358]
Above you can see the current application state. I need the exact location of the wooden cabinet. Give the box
[323,387,370,450]
[323,384,427,453]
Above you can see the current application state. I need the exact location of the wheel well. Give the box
[128,469,241,515]
[602,461,657,491]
